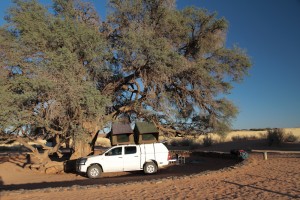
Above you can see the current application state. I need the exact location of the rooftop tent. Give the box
[110,123,134,146]
[134,122,159,144]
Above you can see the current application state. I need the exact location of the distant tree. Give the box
[102,0,251,135]
[0,0,109,170]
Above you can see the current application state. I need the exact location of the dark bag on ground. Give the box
[230,149,249,160]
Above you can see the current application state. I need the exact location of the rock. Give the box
[45,166,58,174]
[44,162,64,174]
[30,164,40,169]
[44,161,63,168]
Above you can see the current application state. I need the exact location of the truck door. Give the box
[103,146,124,172]
[123,146,140,171]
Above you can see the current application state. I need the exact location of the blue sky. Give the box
[1,0,299,129]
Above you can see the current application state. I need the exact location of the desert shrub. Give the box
[231,136,242,141]
[259,132,267,138]
[249,128,271,131]
[231,135,258,141]
[169,139,179,147]
[168,138,202,149]
[179,138,194,146]
[189,143,201,150]
[267,128,285,146]
[203,135,213,147]
[284,132,298,142]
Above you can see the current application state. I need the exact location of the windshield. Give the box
[94,146,110,155]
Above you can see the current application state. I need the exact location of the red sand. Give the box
[1,142,300,200]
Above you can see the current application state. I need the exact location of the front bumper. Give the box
[76,158,88,173]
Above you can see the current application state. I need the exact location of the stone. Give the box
[45,166,57,174]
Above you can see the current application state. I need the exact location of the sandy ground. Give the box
[1,141,300,200]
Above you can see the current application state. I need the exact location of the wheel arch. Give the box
[88,163,103,172]
[143,160,158,169]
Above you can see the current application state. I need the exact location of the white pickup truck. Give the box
[76,143,170,178]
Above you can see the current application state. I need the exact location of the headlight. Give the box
[77,158,87,165]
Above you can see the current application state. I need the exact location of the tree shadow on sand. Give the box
[223,180,299,199]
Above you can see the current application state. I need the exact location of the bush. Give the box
[267,128,285,146]
[203,135,213,147]
[169,139,179,147]
[284,132,298,142]
[231,135,258,141]
[168,138,202,149]
[180,138,194,146]
[169,138,195,147]
[190,142,202,150]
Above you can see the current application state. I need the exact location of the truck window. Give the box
[125,146,136,154]
[105,147,122,156]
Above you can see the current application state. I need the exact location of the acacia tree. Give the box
[0,0,251,172]
[102,0,251,135]
[0,0,109,170]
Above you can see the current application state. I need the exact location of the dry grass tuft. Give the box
[162,128,300,148]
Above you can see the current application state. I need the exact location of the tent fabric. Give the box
[134,122,159,144]
[109,122,159,145]
[134,122,158,134]
[110,123,134,146]
[111,123,133,135]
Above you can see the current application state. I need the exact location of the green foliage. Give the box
[0,0,109,147]
[106,0,251,135]
[0,0,251,156]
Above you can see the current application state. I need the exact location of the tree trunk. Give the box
[69,121,101,160]
[69,140,93,159]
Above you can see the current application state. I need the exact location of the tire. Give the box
[143,162,157,174]
[87,165,102,178]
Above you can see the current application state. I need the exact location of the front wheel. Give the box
[87,165,102,178]
[144,162,157,174]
